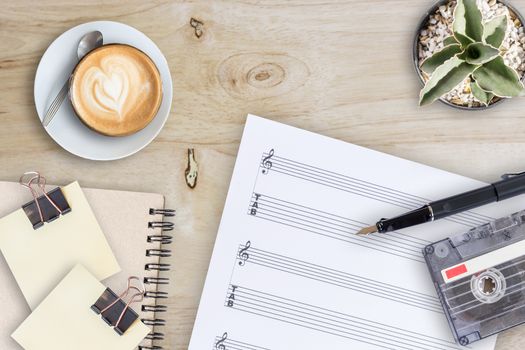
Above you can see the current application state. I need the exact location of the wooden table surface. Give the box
[2,0,525,348]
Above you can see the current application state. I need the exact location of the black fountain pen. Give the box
[357,172,525,235]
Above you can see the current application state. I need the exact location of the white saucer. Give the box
[34,21,173,161]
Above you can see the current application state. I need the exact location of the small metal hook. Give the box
[19,172,45,223]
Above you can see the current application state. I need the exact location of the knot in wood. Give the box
[247,63,285,88]
[217,53,309,100]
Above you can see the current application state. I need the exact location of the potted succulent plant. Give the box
[414,0,525,109]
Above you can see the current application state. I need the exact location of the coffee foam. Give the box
[71,45,162,136]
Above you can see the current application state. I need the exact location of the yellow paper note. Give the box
[0,181,120,309]
[12,264,150,350]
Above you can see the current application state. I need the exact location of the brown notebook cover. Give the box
[0,181,172,350]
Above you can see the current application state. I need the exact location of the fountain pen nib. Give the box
[356,225,378,236]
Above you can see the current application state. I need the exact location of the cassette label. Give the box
[443,264,467,280]
[441,238,525,283]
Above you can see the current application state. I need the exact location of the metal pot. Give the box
[412,0,525,110]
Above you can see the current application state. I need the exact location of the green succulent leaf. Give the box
[421,44,463,74]
[453,0,483,43]
[473,56,525,97]
[460,42,499,65]
[483,15,507,48]
[454,32,475,48]
[471,80,494,105]
[419,56,477,106]
[443,36,459,46]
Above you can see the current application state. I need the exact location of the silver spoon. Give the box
[42,31,103,127]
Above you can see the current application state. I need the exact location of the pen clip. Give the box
[501,172,525,180]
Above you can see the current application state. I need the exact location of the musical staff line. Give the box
[225,285,460,350]
[257,192,430,247]
[260,153,493,228]
[248,193,427,263]
[235,243,443,313]
[213,332,271,350]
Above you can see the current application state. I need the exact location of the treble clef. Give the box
[215,332,228,350]
[238,241,251,266]
[261,149,275,174]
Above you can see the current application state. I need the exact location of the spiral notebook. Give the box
[0,181,173,350]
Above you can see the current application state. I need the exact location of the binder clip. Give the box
[19,172,71,229]
[91,276,145,335]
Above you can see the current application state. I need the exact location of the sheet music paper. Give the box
[0,181,120,309]
[12,264,150,350]
[189,115,525,350]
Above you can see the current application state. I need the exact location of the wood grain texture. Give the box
[1,0,525,348]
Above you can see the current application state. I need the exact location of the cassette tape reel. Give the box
[424,210,525,345]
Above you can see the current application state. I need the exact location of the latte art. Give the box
[91,61,130,115]
[70,45,162,136]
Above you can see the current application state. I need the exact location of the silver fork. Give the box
[42,81,69,127]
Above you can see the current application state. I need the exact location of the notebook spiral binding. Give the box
[139,208,175,350]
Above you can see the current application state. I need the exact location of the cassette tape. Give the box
[424,209,525,346]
